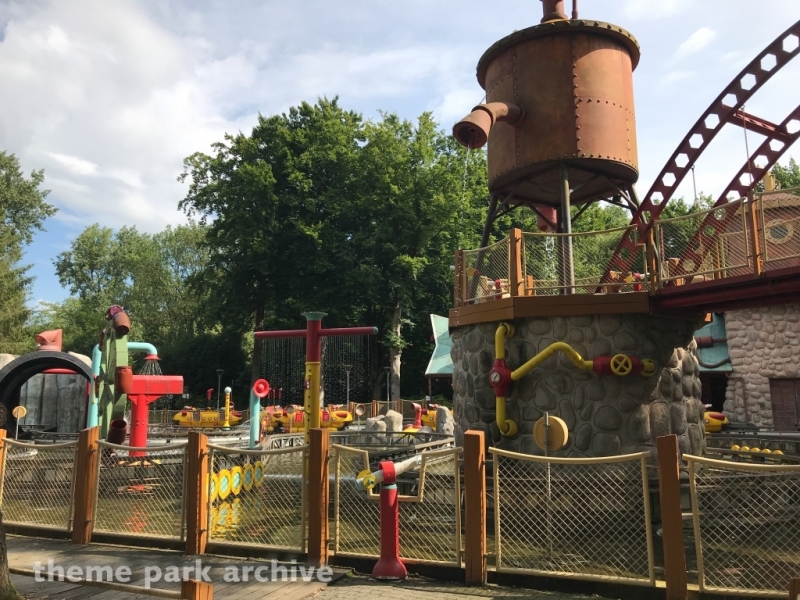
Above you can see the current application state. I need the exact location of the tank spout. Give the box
[541,0,568,22]
[453,102,525,149]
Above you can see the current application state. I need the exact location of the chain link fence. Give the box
[93,440,187,540]
[523,227,649,295]
[0,439,78,530]
[331,445,462,565]
[207,444,305,552]
[653,197,751,284]
[686,454,800,596]
[757,187,800,271]
[490,448,655,584]
[461,237,511,304]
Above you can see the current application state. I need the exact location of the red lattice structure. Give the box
[601,20,800,288]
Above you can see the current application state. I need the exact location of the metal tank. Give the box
[454,0,642,290]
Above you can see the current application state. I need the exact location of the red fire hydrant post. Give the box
[373,461,406,580]
[357,455,423,580]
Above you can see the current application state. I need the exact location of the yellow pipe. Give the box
[495,395,517,437]
[495,322,514,359]
[510,342,594,381]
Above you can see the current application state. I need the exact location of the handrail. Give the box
[97,440,187,452]
[1,439,78,450]
[489,447,651,465]
[207,442,304,457]
[684,453,800,472]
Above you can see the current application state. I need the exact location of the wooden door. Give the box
[769,379,800,431]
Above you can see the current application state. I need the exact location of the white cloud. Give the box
[674,27,717,61]
[48,153,98,176]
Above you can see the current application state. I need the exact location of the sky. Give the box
[2,0,800,306]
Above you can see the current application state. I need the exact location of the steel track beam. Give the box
[599,20,800,283]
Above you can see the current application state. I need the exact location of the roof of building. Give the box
[695,313,732,373]
[425,314,453,377]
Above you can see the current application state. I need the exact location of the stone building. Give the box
[722,303,800,430]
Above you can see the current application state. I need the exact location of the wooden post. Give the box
[645,229,658,289]
[396,398,403,415]
[185,431,209,555]
[0,430,6,479]
[372,400,378,417]
[463,430,487,585]
[508,228,523,297]
[307,428,330,567]
[181,579,213,600]
[747,194,764,277]
[72,426,100,544]
[788,577,800,600]
[454,249,465,307]
[657,435,687,600]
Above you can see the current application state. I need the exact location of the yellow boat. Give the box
[703,408,729,434]
[261,405,353,433]
[173,407,244,428]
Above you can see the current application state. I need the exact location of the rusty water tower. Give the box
[454,0,641,279]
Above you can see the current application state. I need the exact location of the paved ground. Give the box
[310,572,601,600]
[7,536,599,600]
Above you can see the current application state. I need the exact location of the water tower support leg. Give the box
[559,165,576,294]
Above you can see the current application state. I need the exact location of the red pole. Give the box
[373,482,406,580]
[128,396,150,457]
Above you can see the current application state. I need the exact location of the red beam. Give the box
[42,368,78,375]
[128,375,183,396]
[254,326,378,340]
[729,110,790,143]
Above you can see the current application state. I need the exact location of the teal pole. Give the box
[249,390,260,448]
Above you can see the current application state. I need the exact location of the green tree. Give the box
[179,99,489,398]
[0,151,56,354]
[772,157,800,189]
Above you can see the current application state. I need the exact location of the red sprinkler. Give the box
[356,454,423,580]
[116,364,183,457]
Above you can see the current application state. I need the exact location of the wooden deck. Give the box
[449,292,652,327]
[7,535,349,599]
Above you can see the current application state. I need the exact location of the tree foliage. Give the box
[773,156,800,189]
[0,151,55,354]
[179,98,489,397]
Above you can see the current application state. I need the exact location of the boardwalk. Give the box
[8,536,340,599]
[7,536,599,600]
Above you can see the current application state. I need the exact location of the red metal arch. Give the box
[671,103,800,283]
[601,19,800,281]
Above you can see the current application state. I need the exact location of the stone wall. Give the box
[0,352,91,432]
[450,314,704,459]
[723,303,800,427]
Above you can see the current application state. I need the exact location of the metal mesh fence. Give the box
[490,448,655,584]
[653,197,751,284]
[523,227,649,295]
[93,441,187,540]
[461,237,511,304]
[207,444,305,552]
[687,455,800,596]
[757,187,800,270]
[331,445,462,565]
[0,439,77,530]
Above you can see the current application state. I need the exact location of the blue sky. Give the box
[1,0,800,306]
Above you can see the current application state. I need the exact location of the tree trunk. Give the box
[0,511,22,600]
[388,303,402,402]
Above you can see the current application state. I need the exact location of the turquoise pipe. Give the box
[86,341,159,429]
[250,390,260,448]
